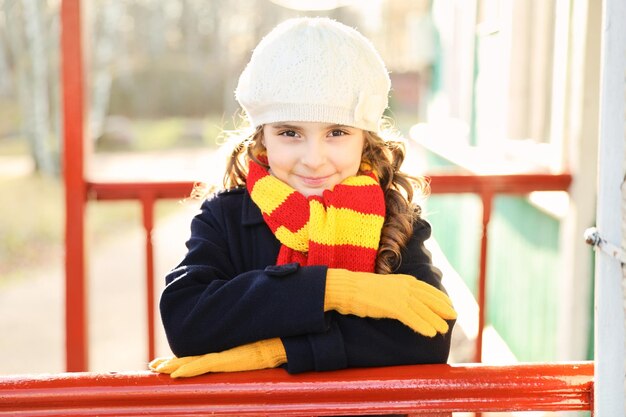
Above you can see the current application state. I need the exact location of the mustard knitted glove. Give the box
[149,338,287,378]
[324,269,457,337]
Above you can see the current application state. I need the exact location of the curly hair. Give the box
[215,123,429,274]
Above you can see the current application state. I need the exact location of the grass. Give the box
[0,137,28,155]
[0,175,62,281]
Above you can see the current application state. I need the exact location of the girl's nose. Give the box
[301,140,327,168]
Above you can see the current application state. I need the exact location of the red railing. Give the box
[0,362,593,416]
[428,173,572,361]
[87,180,197,361]
[80,173,571,368]
[62,0,88,372]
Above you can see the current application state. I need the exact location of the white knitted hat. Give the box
[235,17,391,132]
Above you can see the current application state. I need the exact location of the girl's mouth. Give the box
[298,175,332,187]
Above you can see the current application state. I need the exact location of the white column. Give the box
[594,0,626,414]
[557,0,601,362]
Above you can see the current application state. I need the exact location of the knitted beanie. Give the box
[235,17,391,132]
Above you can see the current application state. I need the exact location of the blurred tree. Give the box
[0,15,10,97]
[3,0,59,175]
[1,0,390,159]
[88,0,123,142]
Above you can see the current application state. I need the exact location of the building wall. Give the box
[423,0,602,362]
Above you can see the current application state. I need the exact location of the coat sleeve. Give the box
[281,218,455,374]
[159,195,330,357]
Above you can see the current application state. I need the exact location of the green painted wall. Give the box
[423,193,481,297]
[487,196,559,361]
[422,153,562,361]
[425,194,560,361]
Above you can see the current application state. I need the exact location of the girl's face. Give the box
[262,121,365,197]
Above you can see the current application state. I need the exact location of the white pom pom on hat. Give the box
[235,17,391,132]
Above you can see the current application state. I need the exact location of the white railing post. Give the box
[594,0,626,414]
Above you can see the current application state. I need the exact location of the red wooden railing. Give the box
[428,173,572,361]
[87,180,198,361]
[0,362,593,416]
[62,0,88,372]
[82,174,572,367]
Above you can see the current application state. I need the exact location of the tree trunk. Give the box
[24,0,57,175]
[4,0,58,175]
[89,1,122,142]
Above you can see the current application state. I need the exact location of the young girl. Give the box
[150,17,456,378]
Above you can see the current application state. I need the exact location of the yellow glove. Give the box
[149,338,287,378]
[324,269,457,337]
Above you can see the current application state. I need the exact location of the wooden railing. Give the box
[87,180,198,361]
[427,172,572,361]
[70,173,572,369]
[0,362,593,416]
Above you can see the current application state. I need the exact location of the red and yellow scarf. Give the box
[247,158,386,272]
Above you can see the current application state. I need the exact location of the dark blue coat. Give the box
[159,187,454,374]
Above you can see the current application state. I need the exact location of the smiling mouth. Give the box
[298,174,332,186]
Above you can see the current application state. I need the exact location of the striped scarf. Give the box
[247,158,386,272]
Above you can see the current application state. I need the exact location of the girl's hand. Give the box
[324,269,457,337]
[149,338,287,378]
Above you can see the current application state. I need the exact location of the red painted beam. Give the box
[475,191,493,362]
[0,362,593,416]
[87,181,195,201]
[140,193,156,362]
[85,173,572,202]
[427,173,572,194]
[61,0,88,372]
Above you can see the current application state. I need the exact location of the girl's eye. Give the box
[278,130,298,137]
[329,129,347,137]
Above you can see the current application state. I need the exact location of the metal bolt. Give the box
[584,227,601,246]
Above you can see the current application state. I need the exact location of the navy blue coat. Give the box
[159,187,453,374]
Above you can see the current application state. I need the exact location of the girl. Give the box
[150,17,456,378]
